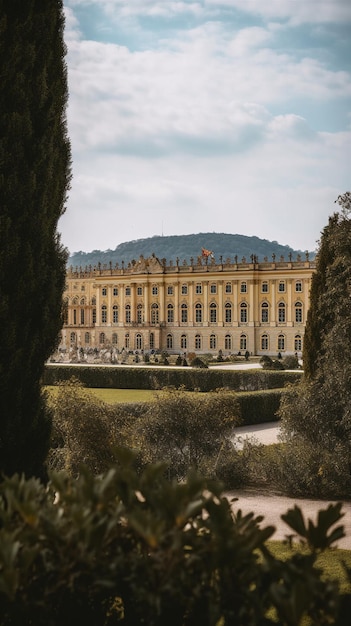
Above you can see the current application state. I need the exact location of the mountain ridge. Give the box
[68,232,314,268]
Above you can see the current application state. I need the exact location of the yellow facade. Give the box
[61,253,315,357]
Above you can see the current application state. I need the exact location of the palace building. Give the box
[61,252,315,357]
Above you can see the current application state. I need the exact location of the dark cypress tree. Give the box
[0,1,71,478]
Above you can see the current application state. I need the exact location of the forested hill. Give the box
[68,233,314,268]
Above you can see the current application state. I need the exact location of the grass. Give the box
[44,386,156,404]
[267,541,351,593]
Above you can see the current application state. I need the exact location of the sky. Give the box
[60,0,351,256]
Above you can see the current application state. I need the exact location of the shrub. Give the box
[190,357,208,368]
[281,355,300,370]
[0,455,347,625]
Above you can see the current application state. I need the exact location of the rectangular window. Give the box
[80,309,85,325]
[295,282,302,292]
[225,283,232,294]
[195,284,202,294]
[167,286,173,295]
[210,284,217,294]
[240,282,247,293]
[181,284,188,295]
[152,286,158,295]
[113,287,118,296]
[102,287,107,296]
[137,286,143,296]
[278,282,285,292]
[261,282,268,293]
[125,287,131,296]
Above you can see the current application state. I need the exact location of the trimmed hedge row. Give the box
[237,389,283,425]
[114,389,284,428]
[43,365,301,392]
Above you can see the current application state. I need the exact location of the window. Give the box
[167,334,173,349]
[195,334,202,350]
[137,286,143,296]
[112,333,118,345]
[100,332,105,345]
[101,305,107,323]
[81,285,85,291]
[152,285,158,296]
[136,333,142,350]
[125,333,130,349]
[240,334,247,350]
[102,287,107,296]
[125,304,131,323]
[167,286,173,295]
[151,303,159,324]
[195,303,202,323]
[210,283,217,294]
[295,301,303,323]
[225,282,232,294]
[137,304,143,323]
[240,302,247,323]
[113,287,118,296]
[80,298,85,306]
[195,283,202,294]
[261,334,268,350]
[278,334,285,351]
[261,282,268,293]
[225,302,232,323]
[261,302,269,323]
[125,286,131,296]
[85,332,90,344]
[92,308,96,324]
[278,302,286,323]
[181,303,188,323]
[113,305,118,323]
[73,309,77,325]
[80,308,85,325]
[149,332,154,349]
[225,334,232,350]
[181,284,188,295]
[295,281,302,292]
[181,334,187,349]
[91,297,96,305]
[70,332,76,344]
[240,282,247,293]
[210,334,216,349]
[295,334,302,351]
[278,281,285,292]
[210,302,217,323]
[167,303,174,323]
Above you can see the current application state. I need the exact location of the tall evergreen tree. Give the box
[0,1,71,478]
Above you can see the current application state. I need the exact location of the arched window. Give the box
[240,302,248,323]
[181,334,187,349]
[136,333,142,350]
[151,303,159,324]
[112,333,118,345]
[70,332,76,344]
[195,334,202,350]
[261,334,268,350]
[240,334,247,350]
[85,332,90,344]
[295,301,303,323]
[294,334,302,351]
[167,303,174,323]
[181,303,188,323]
[209,302,217,323]
[167,333,173,349]
[137,303,143,324]
[125,333,130,349]
[261,302,269,323]
[113,305,118,324]
[278,302,286,323]
[101,305,107,323]
[195,303,202,323]
[99,332,105,345]
[210,334,216,349]
[225,334,232,350]
[278,334,285,350]
[225,302,232,323]
[125,304,131,323]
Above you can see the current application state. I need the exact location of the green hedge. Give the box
[43,365,301,392]
[237,389,284,425]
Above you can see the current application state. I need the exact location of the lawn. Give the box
[44,386,156,404]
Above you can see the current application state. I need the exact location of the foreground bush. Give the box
[0,451,348,625]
